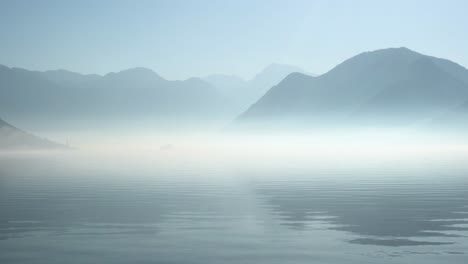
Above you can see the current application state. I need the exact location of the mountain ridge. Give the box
[203,63,314,116]
[235,47,468,129]
[0,64,230,130]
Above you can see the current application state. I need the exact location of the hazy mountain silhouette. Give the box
[430,100,468,131]
[248,63,315,99]
[204,74,246,98]
[41,69,101,86]
[0,117,66,149]
[4,49,468,132]
[236,48,468,129]
[0,65,230,130]
[204,64,313,116]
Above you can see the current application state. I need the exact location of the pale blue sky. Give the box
[1,0,467,79]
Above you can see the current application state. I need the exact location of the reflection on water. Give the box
[254,178,468,246]
[0,153,467,263]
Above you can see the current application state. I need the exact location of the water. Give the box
[0,151,467,263]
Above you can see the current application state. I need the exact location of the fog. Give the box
[3,2,468,263]
[4,128,468,170]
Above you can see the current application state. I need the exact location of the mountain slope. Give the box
[352,57,468,125]
[236,48,468,129]
[204,64,313,116]
[247,63,314,100]
[0,118,66,149]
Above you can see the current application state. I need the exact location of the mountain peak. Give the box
[258,63,305,75]
[105,67,165,82]
[357,47,422,59]
[117,67,159,76]
[325,47,425,79]
[280,72,314,83]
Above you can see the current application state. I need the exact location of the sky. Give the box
[0,0,467,80]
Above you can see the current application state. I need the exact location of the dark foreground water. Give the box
[0,151,467,263]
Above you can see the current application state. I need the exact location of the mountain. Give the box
[430,99,468,131]
[236,48,468,129]
[0,118,66,149]
[0,65,230,130]
[204,64,313,116]
[0,63,313,131]
[203,74,246,95]
[248,63,315,99]
[41,69,101,86]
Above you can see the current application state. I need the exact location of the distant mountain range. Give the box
[0,64,307,130]
[0,118,66,149]
[204,63,314,115]
[0,65,227,129]
[3,48,468,134]
[236,47,468,130]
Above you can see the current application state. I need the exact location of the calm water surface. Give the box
[0,151,467,263]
